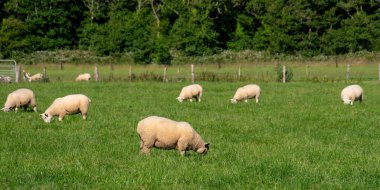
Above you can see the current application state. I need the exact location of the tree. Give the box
[0,18,29,58]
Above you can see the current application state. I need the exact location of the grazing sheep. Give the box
[40,94,91,123]
[23,70,43,82]
[75,73,91,81]
[0,76,12,83]
[176,84,203,102]
[341,84,363,105]
[231,84,261,104]
[2,88,37,112]
[137,116,209,156]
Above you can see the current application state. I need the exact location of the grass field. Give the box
[18,61,380,84]
[1,80,380,189]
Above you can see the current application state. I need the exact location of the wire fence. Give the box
[12,62,380,83]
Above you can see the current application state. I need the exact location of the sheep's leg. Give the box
[33,106,37,112]
[255,98,259,103]
[58,114,65,121]
[244,99,248,103]
[15,107,18,113]
[189,98,193,102]
[139,137,154,154]
[80,105,89,120]
[177,140,188,156]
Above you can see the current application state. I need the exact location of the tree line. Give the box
[1,0,380,64]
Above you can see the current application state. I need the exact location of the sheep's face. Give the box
[1,107,11,112]
[196,143,209,155]
[176,97,184,102]
[40,113,52,123]
[343,99,352,105]
[230,99,237,104]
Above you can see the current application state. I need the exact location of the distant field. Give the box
[19,62,380,83]
[0,81,379,189]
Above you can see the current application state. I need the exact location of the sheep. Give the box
[341,84,363,105]
[2,88,37,112]
[0,76,12,83]
[75,73,91,81]
[137,116,209,156]
[40,94,91,123]
[231,84,261,104]
[23,70,43,82]
[176,84,203,102]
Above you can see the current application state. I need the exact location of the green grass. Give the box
[1,81,380,189]
[20,62,380,83]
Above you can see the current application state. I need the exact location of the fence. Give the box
[15,62,380,83]
[0,59,19,83]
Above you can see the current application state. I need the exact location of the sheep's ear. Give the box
[205,143,210,149]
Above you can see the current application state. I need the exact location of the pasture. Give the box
[0,79,380,189]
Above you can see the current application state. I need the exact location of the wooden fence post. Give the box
[15,65,21,83]
[346,64,350,81]
[238,66,241,81]
[94,65,99,82]
[163,66,167,82]
[43,67,47,80]
[129,66,132,81]
[282,65,286,83]
[191,64,195,83]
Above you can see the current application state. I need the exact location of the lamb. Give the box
[40,94,91,123]
[2,88,37,112]
[137,116,209,156]
[0,76,12,83]
[176,84,203,102]
[341,84,363,105]
[23,70,43,82]
[231,84,261,104]
[75,73,91,81]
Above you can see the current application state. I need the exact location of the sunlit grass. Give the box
[0,81,379,188]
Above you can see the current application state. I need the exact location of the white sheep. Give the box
[137,116,209,156]
[2,88,37,112]
[40,94,91,123]
[23,70,43,82]
[176,84,203,102]
[75,73,91,81]
[231,84,261,104]
[341,84,363,105]
[0,76,12,83]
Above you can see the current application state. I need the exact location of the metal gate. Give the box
[0,59,19,83]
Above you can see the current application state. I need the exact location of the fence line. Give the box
[14,63,380,82]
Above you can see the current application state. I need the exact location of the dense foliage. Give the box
[1,0,380,64]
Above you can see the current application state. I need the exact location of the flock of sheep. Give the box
[2,82,364,156]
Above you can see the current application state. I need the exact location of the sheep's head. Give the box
[1,107,11,112]
[40,113,52,123]
[196,143,209,155]
[176,97,184,102]
[230,99,237,104]
[343,99,352,105]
